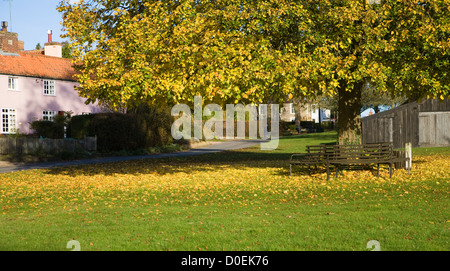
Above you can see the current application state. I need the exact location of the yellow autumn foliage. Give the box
[0,152,448,215]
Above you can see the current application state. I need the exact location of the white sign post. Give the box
[405,142,412,174]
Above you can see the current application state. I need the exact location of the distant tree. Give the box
[360,82,407,113]
[311,81,408,116]
[35,43,41,50]
[61,41,72,59]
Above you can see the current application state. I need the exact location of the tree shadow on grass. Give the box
[42,150,398,180]
[41,149,293,177]
[41,132,339,177]
[39,130,420,179]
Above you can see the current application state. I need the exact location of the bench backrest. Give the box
[306,143,393,162]
[306,145,335,154]
[331,143,393,161]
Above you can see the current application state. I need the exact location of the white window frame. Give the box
[1,108,17,134]
[43,110,57,121]
[43,80,56,96]
[8,76,18,91]
[290,103,295,114]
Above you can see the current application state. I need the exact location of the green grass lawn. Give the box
[0,131,448,251]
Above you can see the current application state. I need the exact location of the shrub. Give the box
[88,113,137,152]
[135,107,173,147]
[30,120,64,139]
[67,114,95,139]
[70,107,174,152]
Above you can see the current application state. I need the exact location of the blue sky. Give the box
[0,0,66,50]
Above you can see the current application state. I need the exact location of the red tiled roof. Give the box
[0,52,77,81]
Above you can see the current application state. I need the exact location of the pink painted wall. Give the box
[0,74,104,134]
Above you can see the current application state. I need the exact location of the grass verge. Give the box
[0,131,448,251]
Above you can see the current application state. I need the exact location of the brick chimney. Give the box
[0,21,20,54]
[44,30,62,58]
[48,30,52,43]
[1,21,7,32]
[18,40,24,52]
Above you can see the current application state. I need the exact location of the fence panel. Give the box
[418,112,450,147]
[0,137,97,155]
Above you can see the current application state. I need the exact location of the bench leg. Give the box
[290,164,292,176]
[377,164,380,177]
[335,166,339,179]
[389,163,393,178]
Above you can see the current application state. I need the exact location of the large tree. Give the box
[59,0,449,144]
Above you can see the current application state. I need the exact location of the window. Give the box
[43,110,57,121]
[1,109,17,134]
[43,80,55,96]
[8,76,18,91]
[290,103,295,114]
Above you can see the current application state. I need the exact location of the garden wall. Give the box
[0,136,97,155]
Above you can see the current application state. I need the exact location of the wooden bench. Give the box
[290,143,408,180]
[290,144,335,178]
[329,143,395,179]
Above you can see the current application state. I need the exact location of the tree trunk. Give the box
[337,81,363,145]
[293,98,303,132]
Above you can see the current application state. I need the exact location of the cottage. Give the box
[280,103,330,123]
[0,22,102,135]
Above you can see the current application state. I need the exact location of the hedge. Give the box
[67,109,173,152]
[29,120,64,139]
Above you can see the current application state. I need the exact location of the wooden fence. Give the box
[0,136,97,155]
[362,98,450,149]
[361,102,418,149]
[418,112,450,147]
